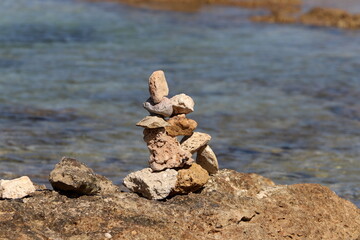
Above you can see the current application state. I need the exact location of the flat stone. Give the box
[0,176,36,199]
[143,97,173,117]
[49,157,119,196]
[180,132,211,154]
[148,70,169,104]
[170,93,195,115]
[123,168,178,200]
[136,116,170,128]
[173,163,209,194]
[165,114,197,137]
[146,130,194,171]
[196,145,219,175]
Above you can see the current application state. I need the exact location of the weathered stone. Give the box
[173,163,209,194]
[148,70,169,104]
[0,176,36,199]
[196,145,219,175]
[136,116,170,128]
[143,97,173,117]
[143,127,165,143]
[181,132,211,154]
[147,130,194,171]
[1,169,360,239]
[170,93,195,114]
[165,114,197,137]
[49,157,119,196]
[123,168,178,200]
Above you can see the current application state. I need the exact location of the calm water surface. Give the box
[0,0,359,206]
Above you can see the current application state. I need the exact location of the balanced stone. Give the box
[123,168,178,200]
[146,130,194,171]
[181,132,211,154]
[171,93,195,114]
[136,116,170,128]
[149,70,169,104]
[173,163,209,194]
[143,97,173,117]
[196,145,219,175]
[0,176,36,199]
[165,114,197,137]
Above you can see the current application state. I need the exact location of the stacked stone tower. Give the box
[124,70,218,200]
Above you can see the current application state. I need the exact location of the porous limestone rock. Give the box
[165,114,197,137]
[143,97,173,117]
[148,70,169,104]
[146,130,194,171]
[173,163,209,194]
[0,176,36,199]
[136,116,170,128]
[196,145,219,175]
[170,93,195,114]
[181,132,211,154]
[123,168,178,200]
[49,157,119,196]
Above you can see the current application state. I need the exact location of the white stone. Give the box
[123,168,178,200]
[148,70,169,104]
[136,116,170,128]
[0,176,36,199]
[170,93,195,115]
[181,132,211,154]
[196,145,219,175]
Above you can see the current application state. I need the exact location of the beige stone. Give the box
[136,116,170,128]
[196,145,219,175]
[146,130,193,171]
[143,97,173,117]
[0,176,36,199]
[173,163,209,194]
[181,132,211,154]
[148,70,169,104]
[165,114,197,137]
[170,93,195,114]
[123,168,178,200]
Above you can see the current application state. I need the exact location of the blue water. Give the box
[0,0,359,206]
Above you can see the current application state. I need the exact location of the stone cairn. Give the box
[123,70,219,200]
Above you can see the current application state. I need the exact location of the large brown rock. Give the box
[165,114,197,137]
[145,129,194,171]
[1,169,359,239]
[148,70,169,104]
[49,157,119,196]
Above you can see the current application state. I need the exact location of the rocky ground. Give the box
[0,169,359,240]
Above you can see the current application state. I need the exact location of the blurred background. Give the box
[0,0,359,206]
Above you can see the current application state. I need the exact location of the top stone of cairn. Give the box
[148,70,169,104]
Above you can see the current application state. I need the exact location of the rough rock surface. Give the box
[143,97,173,117]
[148,70,169,104]
[0,176,36,199]
[49,157,119,196]
[170,93,195,114]
[300,7,360,29]
[136,116,170,128]
[124,168,178,200]
[173,163,209,194]
[165,114,197,137]
[146,129,194,171]
[181,132,211,154]
[196,145,219,174]
[1,169,359,240]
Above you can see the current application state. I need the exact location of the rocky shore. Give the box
[0,166,359,239]
[90,0,360,29]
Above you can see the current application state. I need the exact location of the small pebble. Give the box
[104,232,112,239]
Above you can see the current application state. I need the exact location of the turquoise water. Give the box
[0,0,359,206]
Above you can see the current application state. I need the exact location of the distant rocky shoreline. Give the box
[89,0,360,29]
